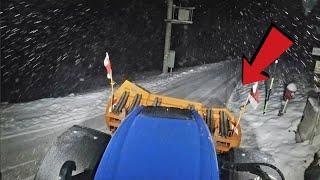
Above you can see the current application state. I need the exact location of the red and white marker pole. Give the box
[104,52,115,111]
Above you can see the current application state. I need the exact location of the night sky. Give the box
[1,0,319,102]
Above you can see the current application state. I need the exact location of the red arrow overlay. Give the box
[242,24,293,85]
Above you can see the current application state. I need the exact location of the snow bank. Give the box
[0,90,109,139]
[227,79,319,180]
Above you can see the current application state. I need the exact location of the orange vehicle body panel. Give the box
[104,80,241,153]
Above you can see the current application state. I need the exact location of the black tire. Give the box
[35,125,111,180]
[218,149,236,180]
[305,154,320,180]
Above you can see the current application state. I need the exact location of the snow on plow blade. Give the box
[105,80,241,153]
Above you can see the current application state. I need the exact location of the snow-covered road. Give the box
[160,61,239,107]
[0,60,240,180]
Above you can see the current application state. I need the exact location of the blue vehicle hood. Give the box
[95,106,219,180]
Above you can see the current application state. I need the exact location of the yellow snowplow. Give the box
[104,80,241,153]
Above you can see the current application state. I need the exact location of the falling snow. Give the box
[1,0,319,103]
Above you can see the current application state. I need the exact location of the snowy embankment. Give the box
[227,68,320,180]
[0,60,239,180]
[0,91,108,139]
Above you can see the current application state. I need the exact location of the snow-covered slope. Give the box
[227,66,320,180]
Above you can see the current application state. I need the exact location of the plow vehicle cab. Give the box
[95,106,220,179]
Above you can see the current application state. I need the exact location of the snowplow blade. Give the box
[104,80,241,153]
